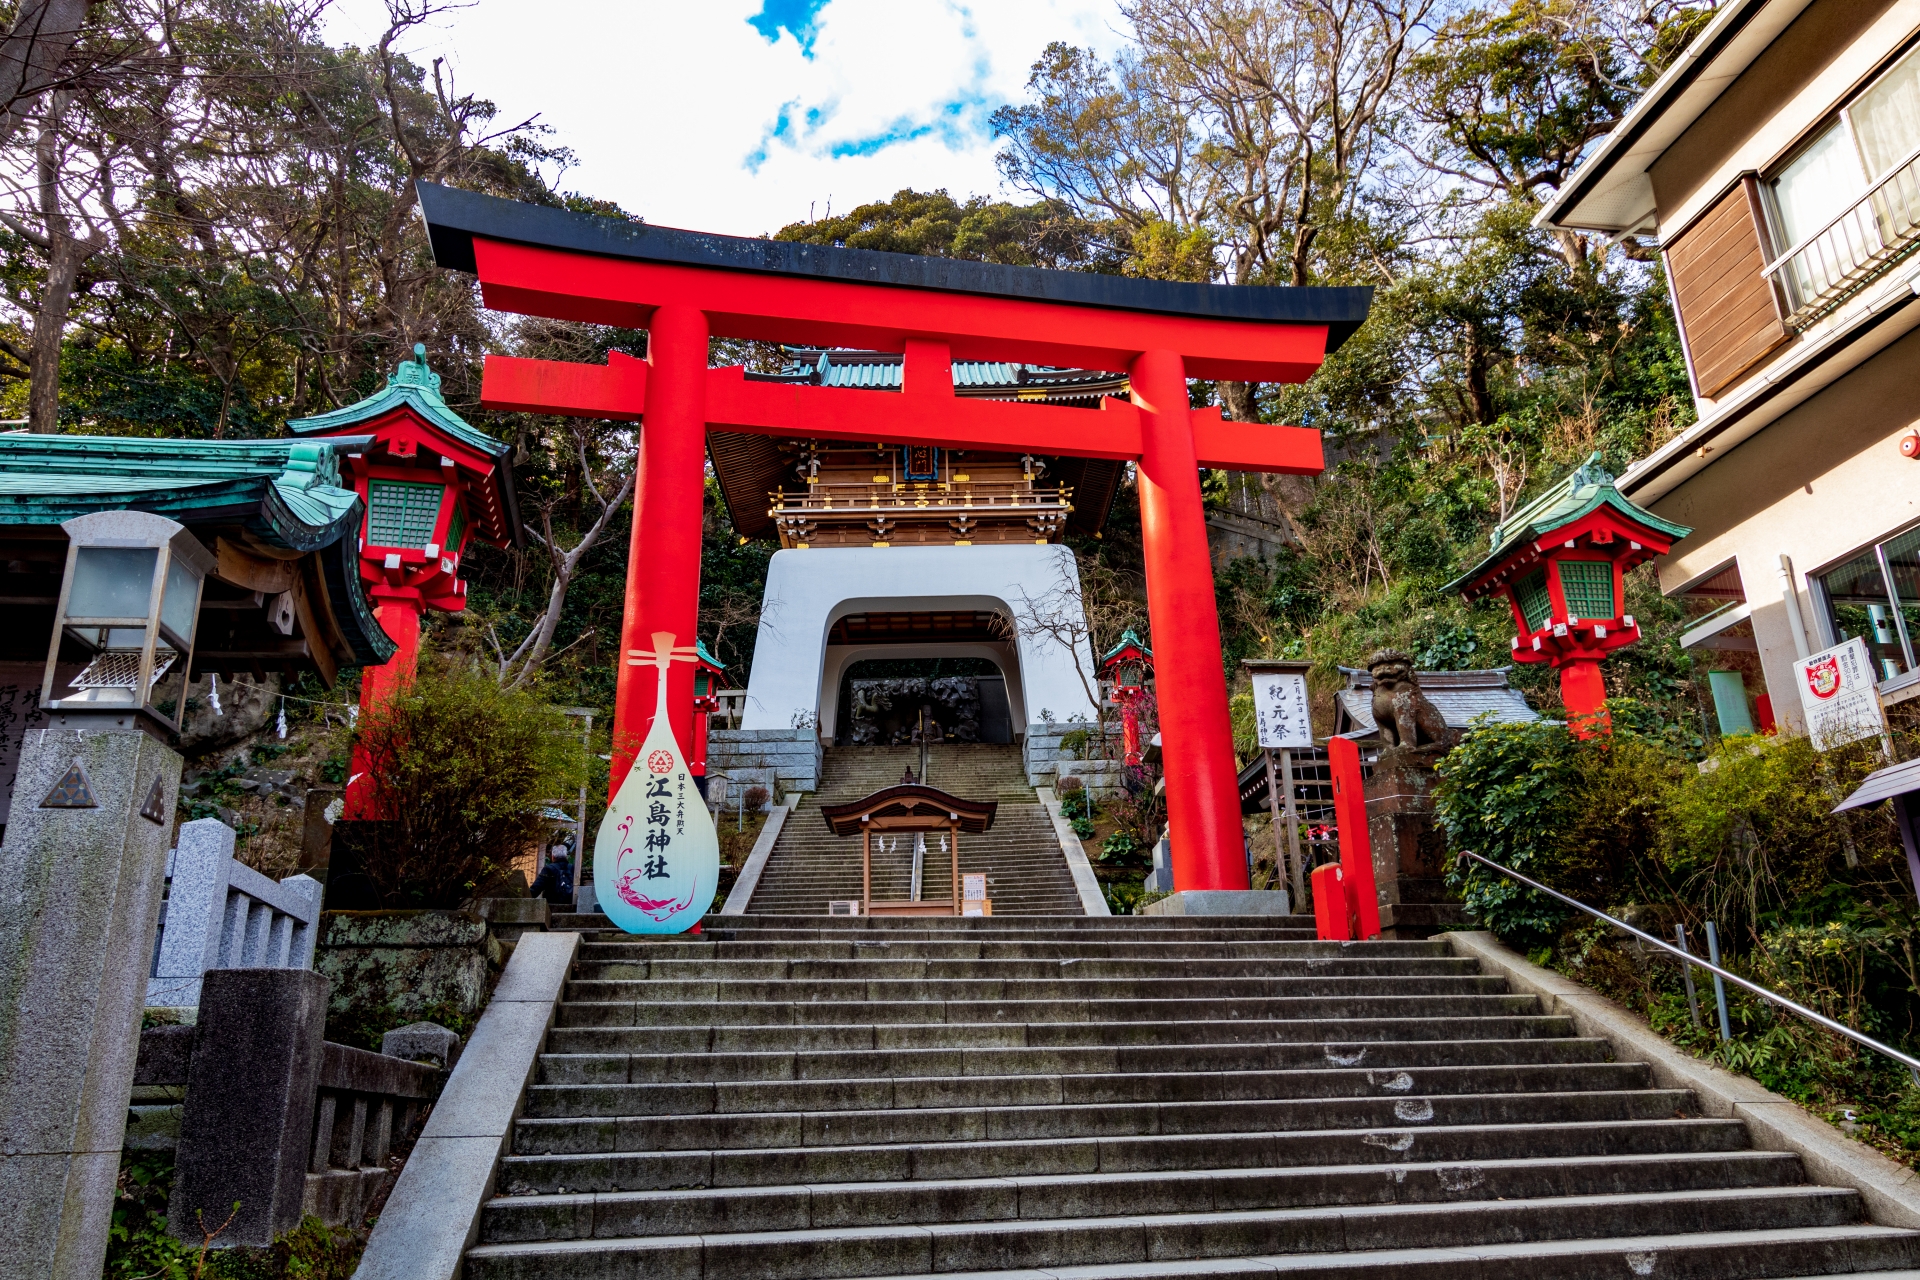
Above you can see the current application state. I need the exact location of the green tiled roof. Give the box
[1100,628,1152,667]
[288,344,509,460]
[0,430,395,665]
[0,432,368,550]
[755,348,1127,395]
[1444,452,1692,596]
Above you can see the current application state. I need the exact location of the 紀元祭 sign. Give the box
[1794,637,1887,752]
[1251,668,1313,750]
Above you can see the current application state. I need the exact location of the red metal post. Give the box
[345,595,422,819]
[1310,862,1351,940]
[1130,348,1247,892]
[1327,735,1382,939]
[610,304,709,798]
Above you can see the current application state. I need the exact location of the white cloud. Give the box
[323,0,1126,236]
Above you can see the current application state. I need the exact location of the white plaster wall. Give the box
[739,545,1099,734]
[818,641,1025,740]
[1651,324,1920,733]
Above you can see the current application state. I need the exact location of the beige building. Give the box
[1541,0,1920,734]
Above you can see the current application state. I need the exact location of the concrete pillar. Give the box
[0,726,181,1280]
[169,968,329,1247]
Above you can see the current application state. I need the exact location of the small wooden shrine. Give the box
[817,783,997,917]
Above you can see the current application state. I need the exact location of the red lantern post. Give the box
[1098,629,1153,767]
[290,345,522,815]
[689,638,728,783]
[1445,453,1689,735]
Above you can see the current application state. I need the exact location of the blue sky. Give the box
[323,0,1126,236]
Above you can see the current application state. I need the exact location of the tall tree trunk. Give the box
[27,229,80,433]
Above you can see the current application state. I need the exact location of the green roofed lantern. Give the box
[1444,452,1691,735]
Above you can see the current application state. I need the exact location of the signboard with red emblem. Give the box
[593,632,720,934]
[1794,637,1886,752]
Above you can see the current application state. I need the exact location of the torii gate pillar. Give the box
[1131,348,1245,887]
[614,305,709,781]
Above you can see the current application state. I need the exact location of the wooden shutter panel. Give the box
[1666,177,1794,397]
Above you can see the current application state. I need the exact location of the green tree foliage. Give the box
[773,187,1121,270]
[340,662,587,909]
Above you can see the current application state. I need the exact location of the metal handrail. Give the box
[1761,140,1920,324]
[1457,849,1920,1085]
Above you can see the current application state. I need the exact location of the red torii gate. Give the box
[418,184,1372,894]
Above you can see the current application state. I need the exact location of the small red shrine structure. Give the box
[416,182,1371,894]
[1445,453,1689,732]
[290,344,522,813]
[1098,629,1153,767]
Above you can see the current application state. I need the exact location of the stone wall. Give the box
[708,727,822,796]
[313,910,498,1046]
[1022,721,1126,795]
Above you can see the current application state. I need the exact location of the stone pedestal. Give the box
[169,969,329,1246]
[0,725,181,1280]
[1364,744,1467,939]
[1142,889,1292,916]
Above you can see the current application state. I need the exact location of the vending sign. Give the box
[1251,670,1313,750]
[1793,637,1887,752]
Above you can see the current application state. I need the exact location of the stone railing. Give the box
[138,969,439,1246]
[148,816,321,1009]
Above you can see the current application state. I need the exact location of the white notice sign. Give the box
[1251,671,1313,749]
[1794,637,1887,752]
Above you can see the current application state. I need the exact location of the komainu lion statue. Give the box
[1366,649,1457,750]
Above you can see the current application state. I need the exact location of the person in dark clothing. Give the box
[529,846,574,907]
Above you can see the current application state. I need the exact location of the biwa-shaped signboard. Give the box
[593,631,719,934]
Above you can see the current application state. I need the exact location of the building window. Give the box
[1765,40,1920,321]
[1674,561,1771,736]
[1816,527,1920,681]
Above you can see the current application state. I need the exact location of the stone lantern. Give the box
[1444,453,1689,733]
[1098,628,1153,766]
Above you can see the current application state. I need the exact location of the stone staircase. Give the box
[745,744,1086,916]
[462,914,1920,1279]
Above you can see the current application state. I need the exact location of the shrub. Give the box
[743,785,770,811]
[1070,815,1096,839]
[1055,775,1084,795]
[1435,718,1677,946]
[342,663,587,909]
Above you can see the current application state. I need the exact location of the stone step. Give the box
[561,976,1512,1003]
[536,1036,1620,1085]
[496,1117,1758,1192]
[464,1187,1871,1279]
[569,955,1481,977]
[576,936,1344,955]
[512,1088,1694,1154]
[521,1061,1655,1115]
[479,1151,1806,1243]
[552,993,1548,1028]
[545,1014,1581,1056]
[463,913,1920,1279]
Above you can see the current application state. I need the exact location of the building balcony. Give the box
[767,480,1074,548]
[1766,143,1920,329]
